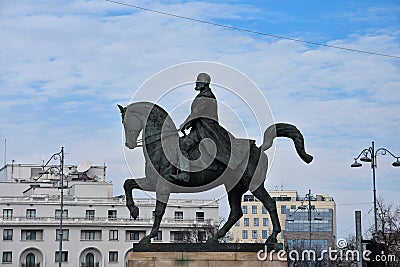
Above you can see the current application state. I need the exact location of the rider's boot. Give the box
[168,150,190,182]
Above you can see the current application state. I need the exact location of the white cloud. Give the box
[1,0,399,238]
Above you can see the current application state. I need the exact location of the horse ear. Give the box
[117,104,125,113]
[117,104,127,123]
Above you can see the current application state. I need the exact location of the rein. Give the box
[134,130,179,147]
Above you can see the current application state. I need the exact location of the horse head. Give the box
[118,102,176,150]
[118,104,144,149]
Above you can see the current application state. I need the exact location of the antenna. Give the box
[3,139,6,166]
[77,160,92,173]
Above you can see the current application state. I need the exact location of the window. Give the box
[30,167,42,178]
[108,210,117,219]
[243,195,255,202]
[174,211,183,221]
[252,230,258,239]
[81,230,101,241]
[154,231,162,241]
[56,229,69,240]
[85,253,94,267]
[130,231,139,241]
[26,253,35,267]
[55,251,68,262]
[235,220,240,226]
[26,209,36,218]
[242,230,248,239]
[109,251,118,262]
[21,230,43,241]
[127,231,145,241]
[196,211,204,222]
[55,209,68,219]
[171,231,189,242]
[173,231,183,241]
[262,230,268,239]
[2,209,12,219]
[281,205,287,214]
[109,230,119,240]
[287,239,329,252]
[254,218,259,226]
[244,218,249,226]
[2,252,12,263]
[24,230,36,240]
[3,229,13,240]
[86,210,95,220]
[262,206,268,214]
[85,231,95,240]
[263,218,269,226]
[252,205,257,214]
[291,205,296,210]
[281,230,284,239]
[242,206,248,214]
[285,209,333,232]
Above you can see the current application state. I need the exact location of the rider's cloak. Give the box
[182,88,253,169]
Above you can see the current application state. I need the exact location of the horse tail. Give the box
[261,123,313,164]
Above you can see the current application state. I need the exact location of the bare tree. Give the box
[286,240,329,267]
[368,197,400,267]
[333,234,359,267]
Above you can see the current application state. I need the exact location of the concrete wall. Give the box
[128,251,287,267]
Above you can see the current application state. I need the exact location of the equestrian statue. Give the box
[118,73,313,246]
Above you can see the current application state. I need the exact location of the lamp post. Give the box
[351,141,400,240]
[286,190,323,267]
[38,147,65,267]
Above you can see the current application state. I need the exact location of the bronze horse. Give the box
[118,101,313,245]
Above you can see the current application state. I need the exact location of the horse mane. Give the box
[125,101,177,132]
[126,101,167,118]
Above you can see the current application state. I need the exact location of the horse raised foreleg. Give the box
[207,184,247,243]
[251,185,281,245]
[139,192,170,245]
[123,178,156,219]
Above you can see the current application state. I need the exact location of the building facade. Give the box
[230,190,336,250]
[0,163,219,267]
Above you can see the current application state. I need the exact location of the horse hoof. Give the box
[129,205,139,219]
[206,237,218,244]
[265,235,277,245]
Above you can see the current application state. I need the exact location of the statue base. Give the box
[128,243,286,267]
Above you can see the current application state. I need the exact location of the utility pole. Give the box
[308,189,312,267]
[355,211,363,267]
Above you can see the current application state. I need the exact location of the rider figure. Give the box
[171,73,232,182]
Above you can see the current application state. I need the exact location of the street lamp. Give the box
[39,147,65,267]
[351,141,400,240]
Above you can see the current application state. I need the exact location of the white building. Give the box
[0,163,219,267]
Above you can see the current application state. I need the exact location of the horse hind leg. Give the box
[251,185,281,245]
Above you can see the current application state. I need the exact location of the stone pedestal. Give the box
[128,243,287,267]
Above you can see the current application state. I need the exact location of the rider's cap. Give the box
[196,73,211,84]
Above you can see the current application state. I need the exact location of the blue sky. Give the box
[1,0,400,239]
